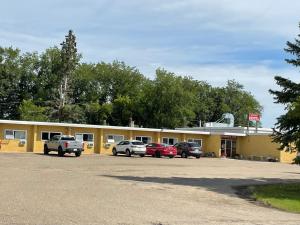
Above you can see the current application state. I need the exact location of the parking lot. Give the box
[0,153,300,225]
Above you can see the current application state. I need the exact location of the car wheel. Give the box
[126,149,131,157]
[75,151,82,157]
[112,148,117,156]
[58,147,64,157]
[44,145,49,155]
[140,154,145,157]
[155,151,161,158]
[196,155,200,159]
[181,151,187,158]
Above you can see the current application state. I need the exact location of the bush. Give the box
[293,156,300,165]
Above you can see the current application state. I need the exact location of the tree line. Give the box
[0,30,262,129]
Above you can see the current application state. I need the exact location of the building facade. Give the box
[0,120,297,163]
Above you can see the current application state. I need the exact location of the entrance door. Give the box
[221,138,237,158]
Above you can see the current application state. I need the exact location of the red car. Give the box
[146,143,177,158]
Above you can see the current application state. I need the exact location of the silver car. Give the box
[112,140,146,157]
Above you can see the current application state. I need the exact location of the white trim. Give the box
[135,136,152,144]
[187,138,203,146]
[162,137,178,145]
[4,129,27,140]
[0,119,211,134]
[75,132,94,142]
[106,134,125,143]
[41,131,62,141]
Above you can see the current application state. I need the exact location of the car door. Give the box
[176,143,183,155]
[146,143,155,155]
[116,141,124,153]
[122,141,130,152]
[48,135,59,150]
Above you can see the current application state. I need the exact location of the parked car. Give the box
[174,142,202,158]
[112,140,146,157]
[146,143,177,158]
[44,135,84,157]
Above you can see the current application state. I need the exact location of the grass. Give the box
[251,183,300,213]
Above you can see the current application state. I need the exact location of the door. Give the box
[221,138,237,158]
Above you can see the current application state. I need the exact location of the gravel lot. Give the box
[0,153,300,225]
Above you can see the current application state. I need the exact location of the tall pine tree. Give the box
[270,23,300,151]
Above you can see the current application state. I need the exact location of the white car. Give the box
[112,140,146,157]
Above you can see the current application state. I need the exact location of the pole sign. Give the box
[248,113,260,121]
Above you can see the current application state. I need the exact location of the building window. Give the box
[187,139,202,146]
[135,136,152,144]
[162,137,178,145]
[5,130,26,140]
[41,132,62,141]
[107,135,124,144]
[75,133,94,142]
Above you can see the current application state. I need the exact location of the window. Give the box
[187,139,202,146]
[107,135,124,144]
[41,132,62,141]
[162,137,178,145]
[135,136,152,144]
[5,130,26,140]
[75,133,94,142]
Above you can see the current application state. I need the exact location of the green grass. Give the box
[252,183,300,213]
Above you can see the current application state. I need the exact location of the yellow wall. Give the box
[34,126,68,153]
[102,129,129,154]
[205,135,221,157]
[238,135,281,160]
[0,124,32,153]
[280,150,297,163]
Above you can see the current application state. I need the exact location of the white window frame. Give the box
[187,138,203,147]
[41,131,62,141]
[106,134,124,144]
[75,133,94,143]
[162,137,178,145]
[135,136,152,144]
[4,129,27,140]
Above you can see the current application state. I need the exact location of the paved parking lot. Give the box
[0,153,300,225]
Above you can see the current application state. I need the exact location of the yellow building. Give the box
[0,120,297,163]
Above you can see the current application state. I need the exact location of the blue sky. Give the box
[1,0,300,127]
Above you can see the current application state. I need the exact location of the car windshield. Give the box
[61,137,75,141]
[188,142,200,147]
[131,141,144,145]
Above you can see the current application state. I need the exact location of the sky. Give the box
[1,0,300,127]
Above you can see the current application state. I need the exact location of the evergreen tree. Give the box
[270,23,300,151]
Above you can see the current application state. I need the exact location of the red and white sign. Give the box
[248,113,260,121]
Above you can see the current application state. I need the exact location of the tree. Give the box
[0,47,21,119]
[19,100,49,121]
[58,30,80,121]
[270,23,300,151]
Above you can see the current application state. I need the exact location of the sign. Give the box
[248,113,260,121]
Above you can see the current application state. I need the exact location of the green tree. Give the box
[19,100,49,121]
[270,23,300,151]
[0,47,21,119]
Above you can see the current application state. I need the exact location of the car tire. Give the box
[44,145,49,155]
[75,151,81,157]
[155,151,161,158]
[112,148,117,156]
[140,154,145,157]
[181,151,188,158]
[196,155,200,159]
[58,147,64,157]
[126,149,131,157]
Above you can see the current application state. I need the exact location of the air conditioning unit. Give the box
[19,140,26,146]
[87,142,94,148]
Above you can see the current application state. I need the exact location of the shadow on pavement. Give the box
[102,175,300,197]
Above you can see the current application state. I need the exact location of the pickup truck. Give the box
[44,135,84,157]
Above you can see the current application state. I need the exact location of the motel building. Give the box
[0,118,297,163]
